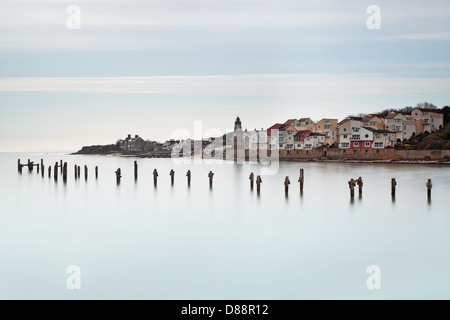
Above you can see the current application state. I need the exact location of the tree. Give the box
[416,102,437,110]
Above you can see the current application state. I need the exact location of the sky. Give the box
[0,0,449,151]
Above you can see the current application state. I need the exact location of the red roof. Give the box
[267,123,283,136]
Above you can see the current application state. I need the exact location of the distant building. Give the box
[315,118,338,145]
[410,108,444,135]
[337,117,363,148]
[383,112,415,143]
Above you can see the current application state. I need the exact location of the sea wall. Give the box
[276,148,450,161]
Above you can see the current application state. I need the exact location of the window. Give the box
[374,142,384,148]
[324,125,331,129]
[351,135,360,140]
[415,112,418,116]
[365,134,369,138]
[343,128,347,132]
[383,134,388,137]
[343,134,348,139]
[340,142,350,148]
[354,142,359,147]
[297,144,301,147]
[365,142,371,147]
[318,125,321,129]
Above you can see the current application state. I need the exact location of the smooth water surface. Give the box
[0,152,449,299]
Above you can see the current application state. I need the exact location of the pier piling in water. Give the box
[63,162,68,183]
[17,159,21,173]
[208,171,214,187]
[74,165,78,179]
[48,166,51,178]
[426,179,432,199]
[84,165,88,180]
[284,176,290,194]
[41,164,45,177]
[153,169,159,185]
[357,177,363,195]
[186,170,191,185]
[256,175,262,193]
[134,161,138,180]
[54,162,58,181]
[298,169,304,191]
[169,169,175,185]
[249,172,254,189]
[77,166,81,179]
[348,178,356,198]
[115,168,122,184]
[95,166,98,179]
[391,178,397,197]
[40,159,44,174]
[60,160,63,174]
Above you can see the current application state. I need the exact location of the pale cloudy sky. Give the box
[0,0,449,151]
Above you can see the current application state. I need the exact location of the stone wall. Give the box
[276,148,450,161]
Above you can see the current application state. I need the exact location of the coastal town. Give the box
[76,104,449,157]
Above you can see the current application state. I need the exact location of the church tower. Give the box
[234,116,242,132]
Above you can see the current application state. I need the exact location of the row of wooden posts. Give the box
[18,159,433,198]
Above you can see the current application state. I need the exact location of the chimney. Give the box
[127,134,131,139]
[135,135,139,139]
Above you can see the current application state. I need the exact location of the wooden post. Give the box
[95,166,98,179]
[169,169,175,185]
[63,162,67,183]
[391,178,396,197]
[84,165,88,180]
[40,159,44,174]
[348,178,356,198]
[298,168,304,191]
[153,169,159,185]
[37,162,40,174]
[256,175,262,193]
[74,165,78,179]
[27,159,33,172]
[18,159,21,173]
[60,160,63,174]
[357,177,363,195]
[186,170,191,185]
[208,171,214,187]
[41,164,45,178]
[249,172,254,189]
[77,166,81,179]
[284,176,290,194]
[426,179,432,199]
[48,166,51,178]
[54,162,58,181]
[134,161,138,180]
[115,168,122,184]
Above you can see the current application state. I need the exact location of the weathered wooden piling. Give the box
[284,176,290,194]
[37,162,40,174]
[63,162,68,183]
[153,169,159,184]
[115,168,122,184]
[186,170,191,185]
[95,166,98,179]
[60,160,63,174]
[134,161,138,180]
[426,179,432,199]
[208,171,214,187]
[169,169,175,184]
[298,168,304,191]
[256,175,262,193]
[357,177,363,195]
[17,159,21,173]
[27,159,33,172]
[48,166,51,178]
[40,159,44,174]
[84,165,88,180]
[74,165,78,179]
[391,178,396,197]
[77,166,81,179]
[41,164,45,178]
[249,172,254,189]
[54,162,58,181]
[348,178,356,198]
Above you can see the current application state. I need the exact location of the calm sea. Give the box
[0,152,449,299]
